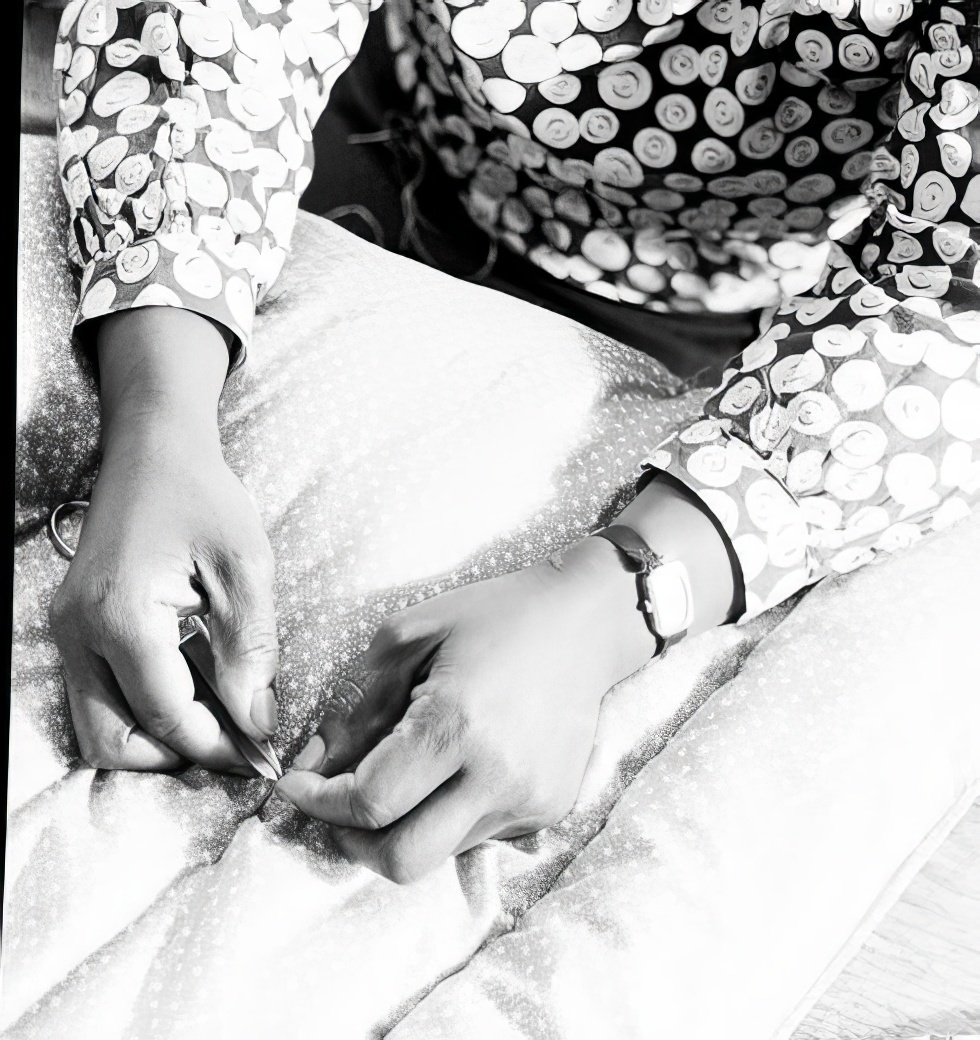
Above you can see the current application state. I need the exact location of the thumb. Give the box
[297,612,441,777]
[199,536,280,743]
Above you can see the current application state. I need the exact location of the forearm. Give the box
[97,309,230,453]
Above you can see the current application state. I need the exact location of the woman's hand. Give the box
[274,536,660,883]
[50,308,279,773]
[276,474,737,883]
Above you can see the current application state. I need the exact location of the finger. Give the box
[453,812,518,854]
[331,773,491,884]
[198,539,280,743]
[62,644,184,771]
[310,617,442,777]
[102,603,253,772]
[278,691,465,828]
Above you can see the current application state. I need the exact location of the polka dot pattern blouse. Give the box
[54,0,980,620]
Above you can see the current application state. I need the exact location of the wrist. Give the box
[100,404,224,468]
[540,536,661,678]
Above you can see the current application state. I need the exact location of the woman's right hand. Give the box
[49,307,280,773]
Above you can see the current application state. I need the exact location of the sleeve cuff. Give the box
[641,421,819,622]
[70,236,257,374]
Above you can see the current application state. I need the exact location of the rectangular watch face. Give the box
[643,560,694,637]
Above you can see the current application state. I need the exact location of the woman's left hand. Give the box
[274,537,658,883]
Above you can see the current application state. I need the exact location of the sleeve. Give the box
[53,0,379,367]
[641,0,980,621]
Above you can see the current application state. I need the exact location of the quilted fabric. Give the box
[8,132,980,1040]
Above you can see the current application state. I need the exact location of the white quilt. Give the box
[6,133,980,1040]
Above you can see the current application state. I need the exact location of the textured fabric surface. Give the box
[383,551,980,1040]
[6,132,980,1040]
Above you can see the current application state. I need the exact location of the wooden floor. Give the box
[794,797,980,1040]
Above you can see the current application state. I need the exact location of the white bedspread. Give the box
[5,134,980,1040]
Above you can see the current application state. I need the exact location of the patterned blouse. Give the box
[54,0,980,621]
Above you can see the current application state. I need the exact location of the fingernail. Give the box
[291,733,327,773]
[250,687,279,738]
[273,772,300,806]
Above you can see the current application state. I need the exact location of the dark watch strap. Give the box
[593,525,685,657]
[594,524,663,573]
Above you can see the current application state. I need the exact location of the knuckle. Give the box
[426,700,469,757]
[222,532,275,590]
[196,539,233,589]
[91,574,143,642]
[217,527,276,583]
[216,613,280,665]
[51,559,152,646]
[247,637,280,679]
[137,705,182,744]
[235,626,280,663]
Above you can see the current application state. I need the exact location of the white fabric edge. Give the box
[772,778,980,1040]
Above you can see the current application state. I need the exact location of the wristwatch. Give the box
[592,524,693,657]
